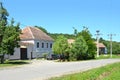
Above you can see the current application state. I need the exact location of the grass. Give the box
[0,60,30,68]
[49,62,120,80]
[95,54,120,59]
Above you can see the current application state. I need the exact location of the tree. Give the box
[0,19,21,63]
[52,35,69,61]
[0,2,9,44]
[0,2,9,25]
[77,27,96,59]
[70,36,88,60]
[0,2,21,64]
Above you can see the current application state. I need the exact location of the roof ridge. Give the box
[28,27,34,39]
[34,27,47,35]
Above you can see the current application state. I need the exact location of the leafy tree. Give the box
[0,2,9,44]
[70,36,88,60]
[50,33,75,40]
[52,35,69,61]
[0,2,21,64]
[77,27,96,59]
[0,2,9,25]
[0,19,21,64]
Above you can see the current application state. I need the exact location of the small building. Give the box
[6,27,54,60]
[95,42,106,54]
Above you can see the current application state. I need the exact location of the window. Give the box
[42,43,44,48]
[50,43,52,48]
[37,42,39,48]
[46,43,48,48]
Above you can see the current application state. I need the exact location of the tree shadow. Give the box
[5,60,30,65]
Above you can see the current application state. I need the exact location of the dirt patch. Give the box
[96,71,111,80]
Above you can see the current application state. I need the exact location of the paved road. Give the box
[0,59,120,80]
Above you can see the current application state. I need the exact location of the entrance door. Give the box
[20,48,27,60]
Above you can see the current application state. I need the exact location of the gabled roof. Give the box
[95,42,106,48]
[20,27,54,41]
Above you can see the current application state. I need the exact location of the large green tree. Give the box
[0,2,9,25]
[0,2,21,64]
[0,19,21,64]
[52,35,69,60]
[0,2,9,44]
[77,27,96,59]
[70,36,88,60]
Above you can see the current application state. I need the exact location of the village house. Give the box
[95,42,107,54]
[5,27,54,60]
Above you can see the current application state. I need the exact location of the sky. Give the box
[1,0,120,41]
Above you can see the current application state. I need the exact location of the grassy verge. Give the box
[0,60,30,68]
[95,54,120,59]
[49,62,120,80]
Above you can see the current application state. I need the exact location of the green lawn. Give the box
[95,54,120,59]
[0,60,30,68]
[49,62,120,80]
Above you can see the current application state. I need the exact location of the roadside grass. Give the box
[49,62,120,80]
[0,60,30,68]
[95,54,120,59]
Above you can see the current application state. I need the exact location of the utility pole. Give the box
[108,34,115,58]
[95,30,100,57]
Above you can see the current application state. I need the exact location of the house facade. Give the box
[6,27,54,60]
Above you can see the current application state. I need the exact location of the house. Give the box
[6,27,54,60]
[95,42,106,54]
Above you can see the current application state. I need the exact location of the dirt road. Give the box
[0,59,120,80]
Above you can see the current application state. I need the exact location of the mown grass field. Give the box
[49,62,120,80]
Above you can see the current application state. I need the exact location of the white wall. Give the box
[34,40,54,57]
[7,39,54,59]
[9,48,20,59]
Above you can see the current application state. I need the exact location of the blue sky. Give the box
[1,0,120,41]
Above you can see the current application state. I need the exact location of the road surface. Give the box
[0,59,120,80]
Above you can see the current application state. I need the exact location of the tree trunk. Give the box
[0,54,4,64]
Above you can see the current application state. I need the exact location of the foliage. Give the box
[0,2,9,26]
[49,62,120,80]
[52,35,69,61]
[70,36,88,60]
[50,33,75,40]
[77,27,96,59]
[1,19,21,55]
[0,2,21,64]
[52,35,68,54]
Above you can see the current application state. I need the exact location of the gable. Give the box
[20,27,54,41]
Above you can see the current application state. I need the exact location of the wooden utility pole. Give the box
[96,30,100,57]
[108,34,115,58]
